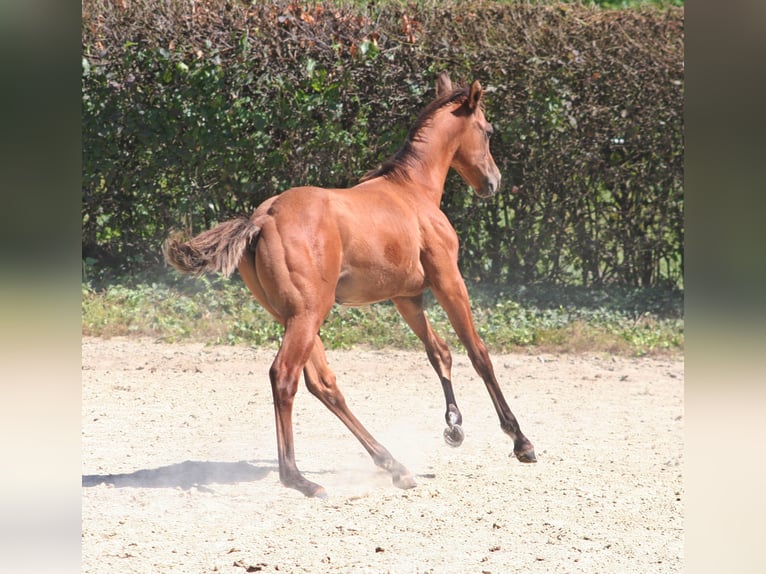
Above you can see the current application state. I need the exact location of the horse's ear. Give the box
[468,80,483,112]
[436,72,453,98]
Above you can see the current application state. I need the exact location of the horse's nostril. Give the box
[485,176,500,197]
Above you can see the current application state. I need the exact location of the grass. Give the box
[82,274,683,357]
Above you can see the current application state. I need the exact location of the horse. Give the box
[163,72,536,497]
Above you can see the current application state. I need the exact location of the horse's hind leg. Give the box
[269,317,328,497]
[393,295,465,447]
[303,335,416,490]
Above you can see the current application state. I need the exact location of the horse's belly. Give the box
[334,263,426,306]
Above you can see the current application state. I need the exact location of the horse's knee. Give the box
[467,344,492,378]
[427,338,452,376]
[436,343,452,372]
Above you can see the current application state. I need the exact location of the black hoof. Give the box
[513,447,537,463]
[443,424,465,447]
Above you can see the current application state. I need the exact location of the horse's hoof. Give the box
[393,473,417,490]
[285,477,327,498]
[513,447,537,463]
[443,424,465,447]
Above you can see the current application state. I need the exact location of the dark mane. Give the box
[360,87,470,184]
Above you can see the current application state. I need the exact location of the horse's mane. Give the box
[360,87,471,184]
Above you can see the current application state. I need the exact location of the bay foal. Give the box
[164,72,536,497]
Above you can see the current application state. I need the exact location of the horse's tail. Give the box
[162,216,261,277]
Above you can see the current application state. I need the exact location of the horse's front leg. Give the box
[393,295,465,447]
[427,279,537,463]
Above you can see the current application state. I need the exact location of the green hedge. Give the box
[82,0,684,287]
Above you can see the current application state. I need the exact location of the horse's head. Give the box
[437,73,502,198]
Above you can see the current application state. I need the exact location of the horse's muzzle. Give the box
[475,173,501,198]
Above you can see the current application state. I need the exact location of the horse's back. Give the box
[250,183,428,306]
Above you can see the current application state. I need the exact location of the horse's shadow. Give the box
[82,459,279,492]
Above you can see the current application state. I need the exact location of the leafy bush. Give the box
[82,0,683,288]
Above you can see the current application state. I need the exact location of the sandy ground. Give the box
[82,337,683,573]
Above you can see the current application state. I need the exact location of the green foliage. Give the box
[82,0,683,288]
[581,0,683,8]
[82,279,682,356]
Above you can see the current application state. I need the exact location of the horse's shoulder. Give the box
[418,209,458,254]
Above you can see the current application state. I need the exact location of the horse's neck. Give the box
[403,129,458,205]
